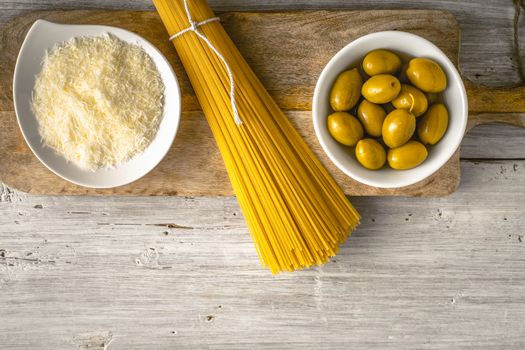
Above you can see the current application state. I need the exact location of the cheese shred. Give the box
[32,34,164,171]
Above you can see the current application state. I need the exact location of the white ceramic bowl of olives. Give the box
[312,31,468,189]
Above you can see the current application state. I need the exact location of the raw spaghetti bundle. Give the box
[153,0,360,273]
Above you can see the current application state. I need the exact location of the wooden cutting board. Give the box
[0,10,523,196]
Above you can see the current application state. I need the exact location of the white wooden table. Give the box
[1,1,524,349]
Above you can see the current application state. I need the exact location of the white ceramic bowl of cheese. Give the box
[13,20,181,188]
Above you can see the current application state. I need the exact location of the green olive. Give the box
[362,74,401,104]
[387,141,428,170]
[330,68,363,111]
[391,84,428,117]
[417,103,449,145]
[406,58,447,93]
[382,109,416,148]
[362,50,402,76]
[357,100,386,137]
[327,112,364,146]
[355,138,386,170]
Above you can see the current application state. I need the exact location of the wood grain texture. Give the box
[0,110,460,196]
[0,9,465,196]
[0,1,524,349]
[0,9,462,112]
[1,10,522,197]
[1,0,523,88]
[465,79,525,130]
[3,10,524,115]
[461,123,525,159]
[1,160,524,349]
[466,80,525,114]
[468,112,525,131]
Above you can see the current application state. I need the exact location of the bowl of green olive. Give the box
[312,31,468,188]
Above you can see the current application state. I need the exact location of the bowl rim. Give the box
[13,19,182,189]
[312,30,468,189]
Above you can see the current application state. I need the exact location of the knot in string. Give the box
[168,0,242,125]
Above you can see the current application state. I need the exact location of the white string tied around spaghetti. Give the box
[169,0,242,125]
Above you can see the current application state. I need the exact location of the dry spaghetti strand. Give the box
[153,0,360,273]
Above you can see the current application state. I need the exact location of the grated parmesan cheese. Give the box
[32,34,164,171]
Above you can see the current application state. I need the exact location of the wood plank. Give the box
[0,0,523,88]
[2,2,522,163]
[462,123,525,159]
[0,2,523,350]
[0,10,463,196]
[5,10,522,117]
[1,160,524,349]
[0,111,459,196]
[2,119,520,198]
[3,10,523,120]
[0,9,461,112]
